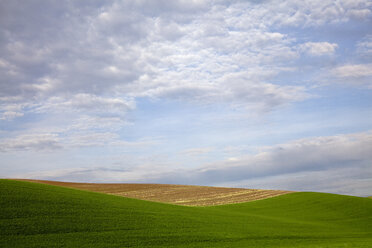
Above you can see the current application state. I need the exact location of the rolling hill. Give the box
[15,179,291,206]
[1,179,372,247]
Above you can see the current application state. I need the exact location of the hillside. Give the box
[15,179,291,206]
[1,179,372,247]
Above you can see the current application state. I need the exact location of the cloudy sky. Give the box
[1,0,372,196]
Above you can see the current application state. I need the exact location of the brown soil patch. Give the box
[16,179,293,206]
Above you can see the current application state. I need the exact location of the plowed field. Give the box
[16,179,291,206]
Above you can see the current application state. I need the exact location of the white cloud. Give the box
[21,131,372,195]
[324,63,372,88]
[182,131,372,195]
[67,116,127,132]
[331,63,372,78]
[299,42,338,56]
[0,101,29,121]
[225,0,372,28]
[3,0,369,115]
[0,0,313,116]
[1,0,371,99]
[223,167,372,196]
[357,35,372,56]
[65,132,159,148]
[0,131,159,152]
[0,111,24,120]
[181,147,214,156]
[36,94,135,114]
[346,8,371,19]
[0,134,61,152]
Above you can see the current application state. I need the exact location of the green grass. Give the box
[1,179,371,247]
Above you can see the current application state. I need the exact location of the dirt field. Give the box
[16,179,292,206]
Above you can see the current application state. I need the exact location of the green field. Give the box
[1,179,371,247]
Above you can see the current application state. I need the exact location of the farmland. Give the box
[16,179,291,206]
[1,179,372,247]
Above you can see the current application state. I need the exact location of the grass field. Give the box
[1,179,372,247]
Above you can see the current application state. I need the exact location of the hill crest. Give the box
[15,179,292,206]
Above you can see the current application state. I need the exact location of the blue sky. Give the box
[1,0,372,196]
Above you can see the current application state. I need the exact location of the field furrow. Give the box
[15,179,291,206]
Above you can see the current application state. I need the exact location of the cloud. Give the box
[1,0,371,95]
[164,131,371,186]
[0,131,159,152]
[65,132,159,148]
[0,1,144,100]
[214,130,372,195]
[35,94,135,115]
[3,0,369,117]
[0,101,25,120]
[0,0,320,117]
[66,116,128,132]
[0,134,61,152]
[181,147,214,156]
[20,131,372,195]
[329,64,372,88]
[299,42,338,56]
[332,64,372,78]
[224,166,372,196]
[0,111,24,120]
[225,0,372,28]
[357,35,372,56]
[346,8,371,19]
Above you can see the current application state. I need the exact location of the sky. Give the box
[1,0,372,196]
